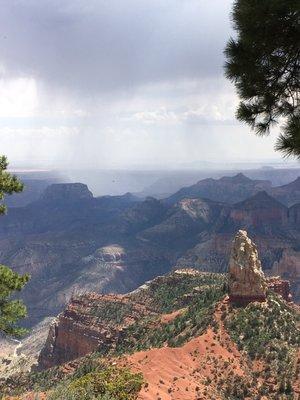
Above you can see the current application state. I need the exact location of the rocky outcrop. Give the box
[38,269,216,370]
[229,230,267,304]
[269,249,300,302]
[266,277,292,302]
[38,292,155,370]
[228,231,294,304]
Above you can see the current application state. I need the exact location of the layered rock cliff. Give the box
[266,276,292,302]
[38,292,156,370]
[36,270,226,370]
[269,248,300,301]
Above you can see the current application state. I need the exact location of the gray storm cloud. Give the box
[0,0,284,168]
[0,0,231,95]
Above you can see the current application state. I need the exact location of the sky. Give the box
[0,0,293,170]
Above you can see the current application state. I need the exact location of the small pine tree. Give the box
[0,155,23,214]
[0,265,29,336]
[0,156,29,336]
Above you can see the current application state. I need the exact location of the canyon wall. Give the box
[38,292,154,370]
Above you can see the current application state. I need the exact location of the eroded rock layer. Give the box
[38,293,155,370]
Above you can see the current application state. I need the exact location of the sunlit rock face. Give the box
[229,230,267,304]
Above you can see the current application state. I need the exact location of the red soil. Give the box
[159,309,185,324]
[120,298,246,400]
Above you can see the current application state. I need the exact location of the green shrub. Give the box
[48,367,143,400]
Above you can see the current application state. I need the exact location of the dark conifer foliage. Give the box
[0,155,23,214]
[224,0,300,158]
[0,156,29,336]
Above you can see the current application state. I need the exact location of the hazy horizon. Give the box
[8,158,300,173]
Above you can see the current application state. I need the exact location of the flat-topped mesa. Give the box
[229,230,267,305]
[41,183,93,203]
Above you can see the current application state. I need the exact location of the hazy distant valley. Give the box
[9,165,300,206]
[0,168,299,329]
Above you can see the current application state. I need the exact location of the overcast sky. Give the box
[0,0,291,169]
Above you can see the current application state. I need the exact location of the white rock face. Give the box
[229,230,267,301]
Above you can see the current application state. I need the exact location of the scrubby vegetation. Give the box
[90,300,133,325]
[117,280,226,353]
[225,293,300,398]
[48,366,143,400]
[148,272,226,313]
[1,359,143,400]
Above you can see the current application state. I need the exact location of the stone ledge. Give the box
[229,294,267,306]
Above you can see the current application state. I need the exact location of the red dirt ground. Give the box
[120,298,247,400]
[159,308,185,324]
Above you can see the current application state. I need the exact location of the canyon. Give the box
[35,231,295,371]
[0,173,298,331]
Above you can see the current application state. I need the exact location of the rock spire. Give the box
[229,230,267,304]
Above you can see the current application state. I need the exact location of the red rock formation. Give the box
[38,292,155,370]
[266,277,292,302]
[269,248,300,302]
